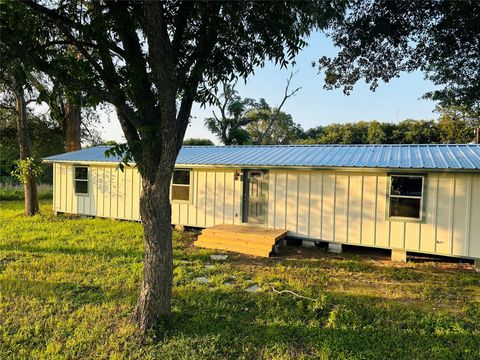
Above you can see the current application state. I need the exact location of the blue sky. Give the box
[98,32,439,144]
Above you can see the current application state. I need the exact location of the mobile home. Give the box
[44,144,480,267]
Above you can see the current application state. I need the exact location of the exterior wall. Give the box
[171,168,243,227]
[52,162,480,259]
[266,169,480,260]
[53,163,242,226]
[53,163,141,221]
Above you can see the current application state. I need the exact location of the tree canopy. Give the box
[318,0,480,113]
[183,138,214,146]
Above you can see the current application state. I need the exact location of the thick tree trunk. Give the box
[133,169,174,332]
[13,84,39,216]
[62,96,81,152]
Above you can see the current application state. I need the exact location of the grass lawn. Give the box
[0,200,479,359]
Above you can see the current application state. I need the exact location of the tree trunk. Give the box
[133,168,174,332]
[13,83,39,216]
[62,95,82,152]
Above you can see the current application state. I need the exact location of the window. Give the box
[74,166,89,195]
[388,175,424,220]
[171,169,191,202]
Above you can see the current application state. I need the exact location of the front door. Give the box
[242,169,268,224]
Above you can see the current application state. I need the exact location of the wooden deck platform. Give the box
[194,224,288,257]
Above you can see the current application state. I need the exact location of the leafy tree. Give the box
[1,0,345,332]
[183,138,214,146]
[318,0,480,113]
[205,73,301,145]
[299,119,444,145]
[366,120,389,144]
[392,119,440,144]
[437,106,480,143]
[30,74,102,151]
[204,82,258,145]
[0,107,63,184]
[246,109,303,145]
[0,70,40,215]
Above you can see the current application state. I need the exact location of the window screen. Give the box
[389,175,424,220]
[171,169,191,201]
[74,166,89,195]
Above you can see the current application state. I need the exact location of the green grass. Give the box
[0,200,479,359]
[0,184,53,201]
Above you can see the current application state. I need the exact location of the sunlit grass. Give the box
[0,200,479,359]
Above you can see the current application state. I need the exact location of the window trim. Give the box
[387,174,426,222]
[171,168,192,203]
[74,166,89,196]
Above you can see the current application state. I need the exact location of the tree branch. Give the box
[106,2,159,122]
[259,71,301,143]
[172,2,195,58]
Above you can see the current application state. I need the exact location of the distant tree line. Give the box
[299,107,480,145]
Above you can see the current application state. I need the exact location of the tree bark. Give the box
[133,167,174,332]
[13,83,39,216]
[62,95,82,151]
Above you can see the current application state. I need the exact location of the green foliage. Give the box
[0,200,479,358]
[0,108,64,184]
[205,78,304,145]
[204,83,260,145]
[246,109,304,145]
[299,110,480,145]
[10,157,43,185]
[437,106,480,143]
[318,0,480,113]
[183,138,214,146]
[1,0,345,160]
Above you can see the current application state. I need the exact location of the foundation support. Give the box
[391,249,407,262]
[174,224,185,231]
[302,240,316,248]
[328,243,342,253]
[474,260,480,272]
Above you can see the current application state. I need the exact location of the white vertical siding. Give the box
[52,163,480,259]
[266,169,480,259]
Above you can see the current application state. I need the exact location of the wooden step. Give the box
[194,240,271,257]
[196,235,274,252]
[196,233,276,247]
[202,225,287,241]
[194,224,287,258]
[201,229,283,243]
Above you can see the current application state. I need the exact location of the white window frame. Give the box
[74,166,89,196]
[171,169,192,203]
[388,174,424,222]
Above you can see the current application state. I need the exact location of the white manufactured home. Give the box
[44,144,480,266]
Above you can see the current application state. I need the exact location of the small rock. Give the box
[210,254,228,261]
[246,285,262,293]
[224,282,234,286]
[194,277,210,284]
[204,264,215,269]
